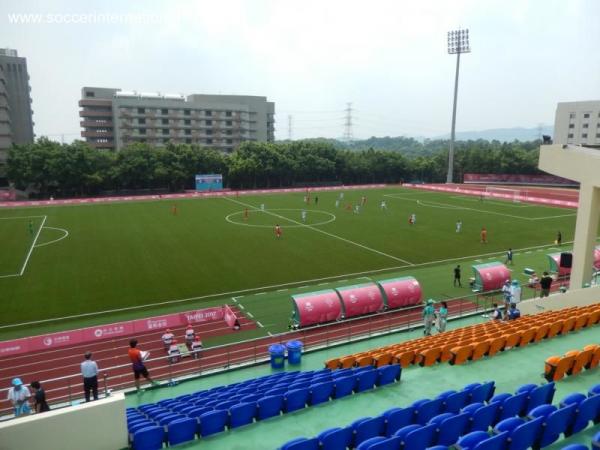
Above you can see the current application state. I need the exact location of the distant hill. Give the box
[433,126,553,142]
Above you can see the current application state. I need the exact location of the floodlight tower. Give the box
[446,28,471,183]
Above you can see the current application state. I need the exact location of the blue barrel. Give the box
[286,340,303,365]
[268,344,286,369]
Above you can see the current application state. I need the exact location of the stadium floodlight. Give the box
[446,28,471,184]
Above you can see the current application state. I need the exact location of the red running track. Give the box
[0,297,486,417]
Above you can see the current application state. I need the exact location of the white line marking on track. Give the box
[276,288,288,292]
[19,215,46,276]
[267,331,272,335]
[246,312,254,318]
[255,292,266,296]
[1,238,584,330]
[34,227,69,248]
[224,197,414,265]
[256,321,264,328]
[238,304,245,310]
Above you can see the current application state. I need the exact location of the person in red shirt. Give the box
[481,227,488,244]
[275,224,282,238]
[171,205,178,215]
[128,339,158,393]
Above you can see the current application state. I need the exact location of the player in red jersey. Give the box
[275,224,282,238]
[171,205,178,215]
[244,208,249,221]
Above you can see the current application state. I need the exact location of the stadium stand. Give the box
[280,381,600,450]
[324,304,600,370]
[544,344,600,381]
[126,366,402,448]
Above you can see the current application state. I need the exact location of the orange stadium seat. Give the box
[547,321,563,339]
[518,328,536,347]
[394,350,415,368]
[339,356,356,369]
[544,355,575,382]
[471,341,490,361]
[570,347,594,376]
[325,358,340,370]
[561,317,577,335]
[503,332,521,350]
[573,314,589,331]
[587,309,600,326]
[449,345,473,366]
[533,324,550,342]
[589,346,600,370]
[487,336,506,357]
[374,353,393,367]
[419,347,441,367]
[355,355,373,367]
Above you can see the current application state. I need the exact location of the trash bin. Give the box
[268,344,286,369]
[286,340,303,365]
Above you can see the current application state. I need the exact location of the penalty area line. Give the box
[19,215,47,276]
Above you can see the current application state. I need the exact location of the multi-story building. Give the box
[0,48,35,177]
[79,87,275,151]
[553,100,600,148]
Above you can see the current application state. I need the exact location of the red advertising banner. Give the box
[132,314,183,333]
[181,307,224,325]
[81,322,135,342]
[463,173,577,186]
[223,305,237,328]
[0,337,30,357]
[29,330,85,352]
[292,290,343,327]
[335,283,384,319]
[378,277,422,309]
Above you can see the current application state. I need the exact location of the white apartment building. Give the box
[553,100,600,147]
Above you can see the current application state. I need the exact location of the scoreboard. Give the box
[195,174,223,191]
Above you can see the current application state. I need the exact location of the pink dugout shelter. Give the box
[377,276,423,308]
[472,262,511,292]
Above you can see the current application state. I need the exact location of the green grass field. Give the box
[0,186,589,341]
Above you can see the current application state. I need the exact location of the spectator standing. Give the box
[81,351,99,402]
[540,272,553,298]
[191,336,203,359]
[7,378,30,417]
[453,265,462,287]
[423,299,435,336]
[161,329,174,351]
[128,339,158,393]
[502,280,512,318]
[184,325,195,348]
[30,381,50,413]
[436,301,449,333]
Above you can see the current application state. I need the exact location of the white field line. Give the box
[0,272,19,279]
[257,321,264,328]
[385,194,576,221]
[449,195,532,208]
[0,215,46,220]
[246,312,254,318]
[0,239,585,330]
[224,196,413,265]
[19,215,46,276]
[238,303,245,310]
[34,227,69,248]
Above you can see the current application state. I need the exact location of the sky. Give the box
[1,0,599,141]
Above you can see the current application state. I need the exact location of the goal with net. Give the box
[485,186,525,203]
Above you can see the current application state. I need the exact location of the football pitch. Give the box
[0,186,585,341]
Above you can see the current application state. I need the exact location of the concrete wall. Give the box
[0,393,128,450]
[519,285,600,316]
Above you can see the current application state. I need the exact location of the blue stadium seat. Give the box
[515,384,537,395]
[469,382,496,403]
[266,387,289,396]
[229,402,257,428]
[175,405,197,415]
[284,388,309,413]
[132,426,164,450]
[527,404,556,420]
[461,402,484,416]
[288,381,311,391]
[356,369,378,392]
[333,376,356,398]
[376,365,401,386]
[214,400,238,411]
[566,394,600,435]
[498,392,528,420]
[589,384,600,397]
[525,382,555,412]
[368,436,402,450]
[455,431,490,450]
[384,407,415,436]
[593,431,600,449]
[472,431,508,450]
[415,398,443,424]
[129,421,155,437]
[393,424,422,441]
[560,393,587,408]
[310,381,334,405]
[561,445,589,450]
[281,437,320,450]
[445,390,470,413]
[403,423,437,450]
[489,393,512,405]
[436,412,470,446]
[470,403,500,432]
[199,410,228,436]
[536,404,576,448]
[158,414,182,426]
[187,407,212,418]
[319,426,353,450]
[463,383,482,392]
[167,418,197,446]
[494,417,524,434]
[240,394,262,403]
[436,390,457,400]
[428,413,455,426]
[505,416,542,450]
[257,394,284,420]
[356,436,387,449]
[354,417,385,447]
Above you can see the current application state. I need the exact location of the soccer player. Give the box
[354,205,360,214]
[275,224,282,238]
[408,214,414,225]
[28,220,34,236]
[380,200,387,210]
[315,196,318,205]
[361,196,367,206]
[556,230,562,245]
[244,208,249,221]
[260,203,265,211]
[453,265,462,287]
[335,199,340,208]
[456,220,462,233]
[171,205,178,215]
[339,192,344,200]
[411,213,416,224]
[480,227,488,243]
[301,210,307,223]
[505,248,514,265]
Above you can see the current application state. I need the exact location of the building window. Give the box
[185,129,191,135]
[226,130,233,136]
[138,118,146,125]
[583,123,589,128]
[206,130,212,135]
[568,124,574,129]
[162,118,168,125]
[582,133,588,138]
[161,108,168,114]
[162,129,169,135]
[226,120,232,126]
[597,133,600,138]
[206,120,212,126]
[226,111,232,117]
[140,138,146,143]
[184,119,191,125]
[205,110,212,116]
[569,113,576,119]
[568,133,574,138]
[226,139,233,144]
[186,138,192,144]
[184,109,191,116]
[85,91,95,98]
[206,138,213,144]
[139,128,146,135]
[137,108,145,114]
[583,113,590,118]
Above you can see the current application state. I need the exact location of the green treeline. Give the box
[7,138,541,197]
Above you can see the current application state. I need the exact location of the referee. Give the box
[81,351,99,402]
